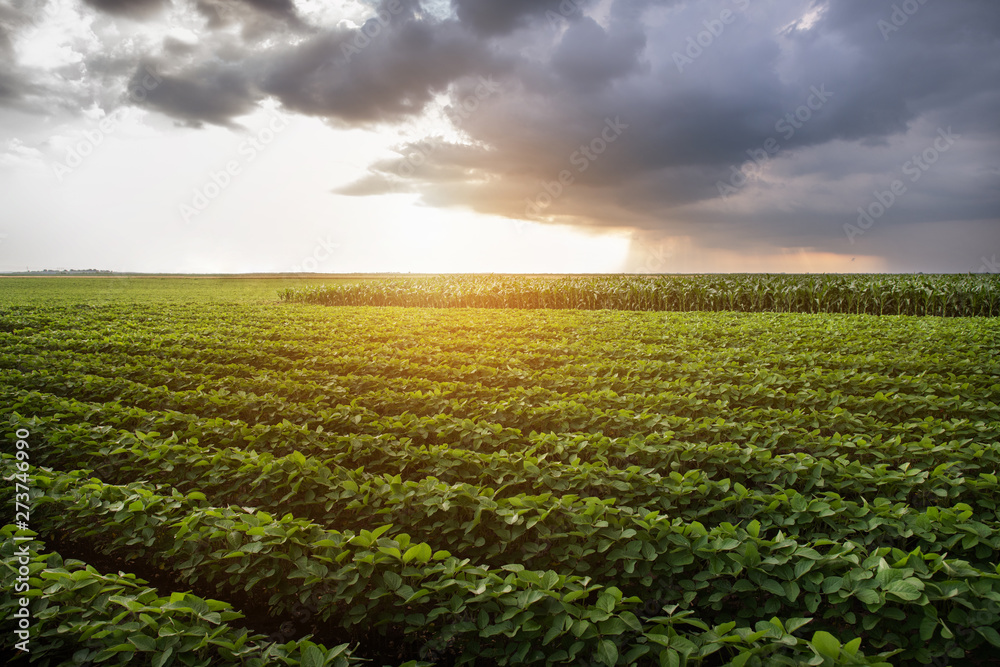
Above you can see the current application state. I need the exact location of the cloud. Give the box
[338,0,1000,256]
[450,0,590,36]
[332,171,408,196]
[0,3,33,105]
[120,3,505,127]
[129,63,257,127]
[3,0,999,268]
[194,0,309,35]
[81,0,170,20]
[551,17,647,92]
[258,19,501,124]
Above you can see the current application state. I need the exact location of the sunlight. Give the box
[358,199,633,274]
[797,4,827,30]
[624,235,888,274]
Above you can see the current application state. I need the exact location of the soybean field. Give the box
[2,275,1000,667]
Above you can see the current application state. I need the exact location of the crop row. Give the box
[277,274,1000,316]
[12,411,1000,591]
[0,527,361,667]
[4,363,998,477]
[4,342,999,427]
[8,398,1000,544]
[4,308,998,371]
[3,301,998,665]
[5,376,999,511]
[10,388,1000,531]
[3,305,998,375]
[2,312,996,392]
[4,460,908,666]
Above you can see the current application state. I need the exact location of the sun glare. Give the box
[369,202,633,274]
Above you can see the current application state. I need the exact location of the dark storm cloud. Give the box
[122,0,504,127]
[0,16,13,58]
[345,0,1000,256]
[237,0,296,16]
[0,3,35,104]
[81,0,170,19]
[258,19,501,123]
[772,0,1000,144]
[0,70,22,103]
[450,0,590,36]
[194,0,308,34]
[129,64,257,127]
[0,2,86,111]
[551,17,647,92]
[8,0,997,266]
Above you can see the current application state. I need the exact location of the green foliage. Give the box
[1,296,998,665]
[0,527,360,666]
[279,274,1000,317]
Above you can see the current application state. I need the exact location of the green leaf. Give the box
[596,639,618,666]
[762,579,784,597]
[785,617,812,634]
[383,571,403,591]
[129,635,156,652]
[821,576,844,594]
[371,524,393,539]
[919,615,937,641]
[402,543,432,564]
[98,644,136,660]
[301,644,325,667]
[151,647,173,667]
[731,650,754,667]
[619,611,643,632]
[598,618,627,636]
[404,589,431,605]
[855,588,880,605]
[624,645,650,663]
[883,580,922,601]
[977,626,1000,648]
[659,649,681,667]
[811,631,841,658]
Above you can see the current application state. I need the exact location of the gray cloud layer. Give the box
[82,0,169,19]
[4,0,999,267]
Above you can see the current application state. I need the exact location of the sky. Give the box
[0,0,998,274]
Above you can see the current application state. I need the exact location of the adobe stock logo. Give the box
[672,0,751,73]
[52,66,162,182]
[717,85,833,199]
[844,127,959,245]
[977,254,998,274]
[523,117,629,219]
[179,112,291,224]
[394,76,501,180]
[878,0,932,41]
[339,0,407,63]
[290,235,340,273]
[543,0,586,28]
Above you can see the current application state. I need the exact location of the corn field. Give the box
[279,274,1000,317]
